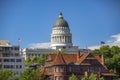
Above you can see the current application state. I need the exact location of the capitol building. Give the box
[22,12,88,60]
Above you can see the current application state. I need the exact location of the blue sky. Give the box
[0,0,120,49]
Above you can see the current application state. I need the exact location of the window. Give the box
[59,76,63,80]
[88,67,94,72]
[69,66,72,72]
[16,59,22,62]
[16,65,22,69]
[11,59,15,62]
[55,76,63,80]
[55,67,64,72]
[38,54,40,56]
[56,67,59,72]
[4,65,10,68]
[14,47,19,50]
[15,53,19,56]
[20,65,22,68]
[10,65,14,69]
[4,59,10,62]
[16,65,18,69]
[56,76,59,80]
[99,67,102,72]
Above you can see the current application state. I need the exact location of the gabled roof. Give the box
[77,53,89,64]
[45,53,77,67]
[54,52,66,65]
[45,52,108,71]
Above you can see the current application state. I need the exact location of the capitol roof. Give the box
[53,12,69,27]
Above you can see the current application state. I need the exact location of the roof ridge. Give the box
[77,53,90,64]
[54,52,66,65]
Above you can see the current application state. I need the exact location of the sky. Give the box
[0,0,120,49]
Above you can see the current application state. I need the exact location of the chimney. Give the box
[77,51,80,61]
[101,55,105,65]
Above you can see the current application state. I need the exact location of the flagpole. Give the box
[18,38,22,54]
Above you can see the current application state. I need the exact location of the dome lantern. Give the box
[59,12,63,18]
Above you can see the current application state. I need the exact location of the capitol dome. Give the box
[51,12,73,50]
[54,12,69,27]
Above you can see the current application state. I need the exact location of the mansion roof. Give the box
[45,51,108,70]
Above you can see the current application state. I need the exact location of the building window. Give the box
[56,67,59,72]
[69,66,72,72]
[4,65,10,68]
[11,59,15,62]
[38,54,40,57]
[16,59,22,62]
[4,59,10,62]
[16,65,22,69]
[16,65,18,69]
[20,65,22,68]
[55,76,63,80]
[55,67,64,72]
[15,53,19,56]
[14,47,19,50]
[59,76,63,80]
[11,65,14,69]
[99,67,102,72]
[88,67,94,72]
[56,76,59,80]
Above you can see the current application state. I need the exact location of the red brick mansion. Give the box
[42,51,117,80]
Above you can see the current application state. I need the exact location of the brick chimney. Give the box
[101,55,105,65]
[77,51,80,61]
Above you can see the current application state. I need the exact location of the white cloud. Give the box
[88,33,120,50]
[28,42,50,49]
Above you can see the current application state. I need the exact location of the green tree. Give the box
[111,46,120,55]
[53,49,66,54]
[91,49,100,55]
[19,69,48,80]
[19,69,35,80]
[34,69,49,80]
[31,56,37,63]
[89,73,97,80]
[91,45,120,78]
[100,45,111,58]
[25,58,31,66]
[0,69,14,80]
[69,74,77,80]
[81,73,104,80]
[37,54,48,66]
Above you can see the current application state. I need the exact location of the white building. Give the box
[50,12,78,51]
[22,12,89,60]
[0,40,25,76]
[22,48,54,60]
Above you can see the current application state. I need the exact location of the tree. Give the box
[91,45,120,78]
[37,54,48,66]
[91,49,100,55]
[0,69,14,80]
[34,69,49,80]
[81,73,104,80]
[19,69,35,80]
[111,46,120,55]
[19,69,48,80]
[100,45,111,58]
[53,49,66,54]
[31,56,37,63]
[25,58,31,66]
[25,54,48,67]
[69,74,77,80]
